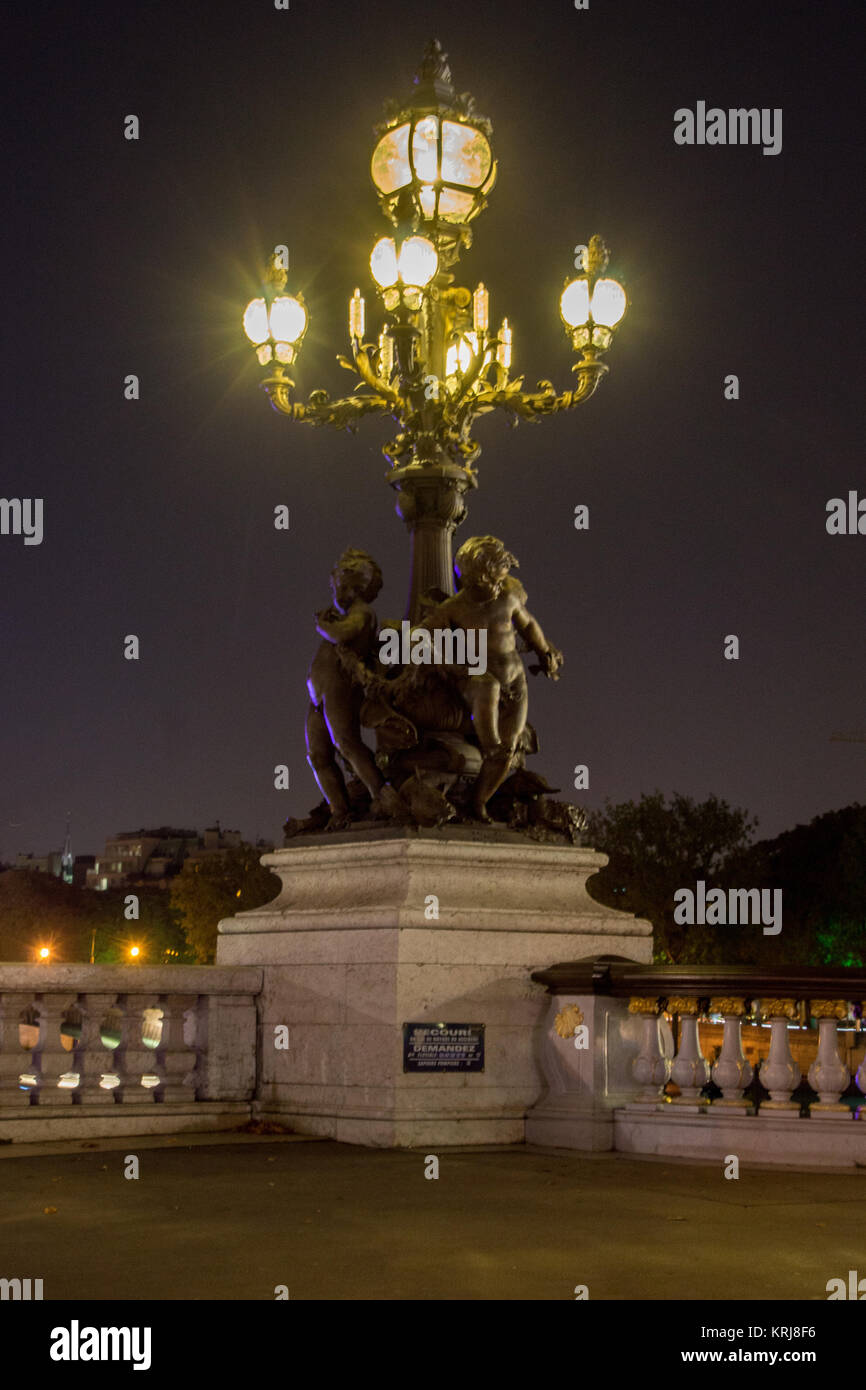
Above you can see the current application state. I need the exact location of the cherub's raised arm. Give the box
[316,604,367,644]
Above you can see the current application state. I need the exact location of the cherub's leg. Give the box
[466,673,501,755]
[306,703,350,820]
[498,676,528,756]
[324,700,386,801]
[464,674,513,820]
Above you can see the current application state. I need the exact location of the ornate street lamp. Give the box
[242,39,628,620]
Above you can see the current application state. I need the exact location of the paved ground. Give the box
[1,1133,864,1300]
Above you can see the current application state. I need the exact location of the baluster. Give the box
[668,997,710,1107]
[75,994,119,1105]
[757,999,801,1112]
[153,995,196,1103]
[32,994,77,1105]
[0,993,34,1107]
[808,1001,852,1116]
[854,1043,866,1119]
[113,995,157,1104]
[710,997,753,1107]
[627,997,670,1104]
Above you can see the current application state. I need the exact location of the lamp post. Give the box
[243,39,627,620]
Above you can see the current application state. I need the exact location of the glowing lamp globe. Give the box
[372,116,496,230]
[370,235,439,309]
[560,260,627,352]
[243,293,308,366]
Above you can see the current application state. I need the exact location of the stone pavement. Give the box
[1,1133,863,1300]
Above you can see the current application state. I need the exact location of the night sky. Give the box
[2,0,863,860]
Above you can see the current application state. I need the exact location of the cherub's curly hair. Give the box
[332,548,383,602]
[453,536,518,589]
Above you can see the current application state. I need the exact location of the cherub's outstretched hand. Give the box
[540,644,563,680]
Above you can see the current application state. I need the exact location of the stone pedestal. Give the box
[216,828,652,1147]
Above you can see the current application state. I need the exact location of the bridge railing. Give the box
[526,959,866,1166]
[0,963,262,1142]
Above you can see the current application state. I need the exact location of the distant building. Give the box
[86,827,200,892]
[15,851,63,876]
[14,815,76,884]
[85,822,264,891]
[185,824,244,866]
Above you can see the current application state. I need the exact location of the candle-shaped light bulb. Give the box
[496,317,512,370]
[378,329,394,378]
[473,282,489,335]
[349,287,365,341]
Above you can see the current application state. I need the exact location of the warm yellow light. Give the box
[269,295,307,345]
[560,279,591,329]
[129,946,140,958]
[590,278,627,328]
[411,116,439,183]
[473,283,489,334]
[378,331,394,377]
[38,947,50,960]
[396,235,438,288]
[273,343,294,365]
[560,276,627,332]
[441,120,492,188]
[243,297,269,345]
[496,319,512,370]
[371,236,438,292]
[446,332,478,377]
[438,189,476,222]
[371,113,495,228]
[370,237,399,289]
[349,288,365,341]
[255,343,273,365]
[371,122,411,193]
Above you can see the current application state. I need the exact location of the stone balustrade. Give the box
[0,964,262,1143]
[526,960,866,1166]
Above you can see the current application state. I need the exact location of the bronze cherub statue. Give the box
[305,548,403,828]
[419,536,563,818]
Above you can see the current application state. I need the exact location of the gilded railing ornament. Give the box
[554,1004,584,1038]
[628,997,661,1015]
[759,998,799,1020]
[710,997,748,1016]
[666,996,701,1017]
[809,1000,849,1021]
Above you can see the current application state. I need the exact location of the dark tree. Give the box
[585,792,758,963]
[170,844,280,963]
